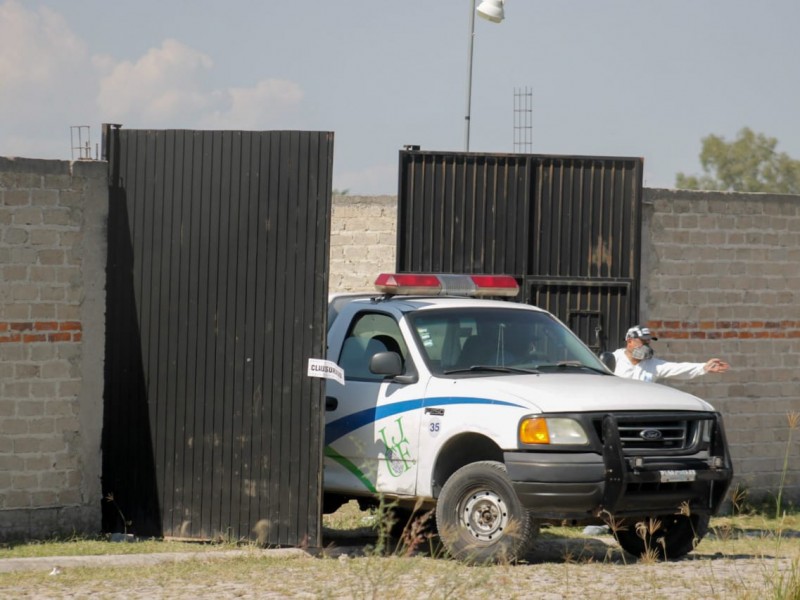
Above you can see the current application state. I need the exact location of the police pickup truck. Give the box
[322,273,732,562]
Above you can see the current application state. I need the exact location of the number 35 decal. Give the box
[428,419,441,437]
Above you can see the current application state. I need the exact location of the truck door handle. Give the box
[325,396,338,411]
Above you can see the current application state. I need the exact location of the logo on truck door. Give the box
[378,417,412,476]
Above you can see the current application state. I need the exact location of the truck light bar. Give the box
[374,273,519,297]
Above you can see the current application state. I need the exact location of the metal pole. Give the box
[465,0,476,152]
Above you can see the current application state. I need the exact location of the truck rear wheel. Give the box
[435,461,534,563]
[614,513,710,560]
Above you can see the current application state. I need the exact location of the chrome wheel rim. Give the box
[462,490,509,541]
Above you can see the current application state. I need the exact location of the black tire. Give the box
[614,513,710,560]
[435,461,535,563]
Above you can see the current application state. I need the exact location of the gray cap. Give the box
[625,325,658,341]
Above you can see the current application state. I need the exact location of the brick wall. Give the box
[331,191,800,504]
[0,157,107,540]
[642,188,800,504]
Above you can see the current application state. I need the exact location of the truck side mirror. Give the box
[369,351,403,377]
[369,351,419,384]
[598,351,616,373]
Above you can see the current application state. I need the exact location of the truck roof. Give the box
[329,274,543,327]
[362,295,544,311]
[328,293,546,328]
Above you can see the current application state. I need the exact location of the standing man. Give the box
[613,325,730,383]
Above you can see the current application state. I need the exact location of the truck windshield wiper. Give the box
[443,365,541,375]
[534,361,610,375]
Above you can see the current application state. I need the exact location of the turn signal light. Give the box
[519,417,589,445]
[519,418,550,444]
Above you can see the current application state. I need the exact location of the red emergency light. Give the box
[374,273,519,297]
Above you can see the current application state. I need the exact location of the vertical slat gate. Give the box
[397,149,642,351]
[103,128,333,545]
[527,157,642,350]
[397,152,531,275]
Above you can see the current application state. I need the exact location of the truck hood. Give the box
[444,373,714,413]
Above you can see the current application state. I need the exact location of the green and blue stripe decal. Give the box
[324,396,524,491]
[325,396,524,445]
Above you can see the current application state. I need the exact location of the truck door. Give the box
[324,311,423,497]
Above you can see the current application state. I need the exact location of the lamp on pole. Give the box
[465,0,505,151]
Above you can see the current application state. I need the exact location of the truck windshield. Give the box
[408,307,606,376]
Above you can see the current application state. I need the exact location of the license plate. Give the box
[659,469,696,483]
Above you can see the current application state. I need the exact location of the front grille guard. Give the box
[599,412,733,517]
[617,420,691,450]
[592,412,707,455]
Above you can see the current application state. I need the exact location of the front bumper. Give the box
[504,412,734,519]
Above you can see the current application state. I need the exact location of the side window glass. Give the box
[337,312,407,381]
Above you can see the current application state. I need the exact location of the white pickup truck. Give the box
[322,273,733,562]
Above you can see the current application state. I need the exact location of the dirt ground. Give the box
[1,528,797,599]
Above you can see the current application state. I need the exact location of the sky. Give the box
[1,0,798,194]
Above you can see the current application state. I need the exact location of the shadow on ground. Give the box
[321,524,623,563]
[321,522,788,564]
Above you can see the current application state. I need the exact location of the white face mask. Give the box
[631,344,654,360]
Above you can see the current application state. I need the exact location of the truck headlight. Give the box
[519,417,589,445]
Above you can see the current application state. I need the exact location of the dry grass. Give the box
[0,535,230,559]
[0,504,797,599]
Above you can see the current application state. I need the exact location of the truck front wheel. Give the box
[435,461,534,563]
[614,513,710,560]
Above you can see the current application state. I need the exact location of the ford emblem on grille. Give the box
[640,428,663,441]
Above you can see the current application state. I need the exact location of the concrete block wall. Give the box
[331,191,800,505]
[0,157,107,540]
[330,195,396,291]
[642,188,800,504]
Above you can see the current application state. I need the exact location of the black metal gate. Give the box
[102,127,333,546]
[397,149,642,351]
